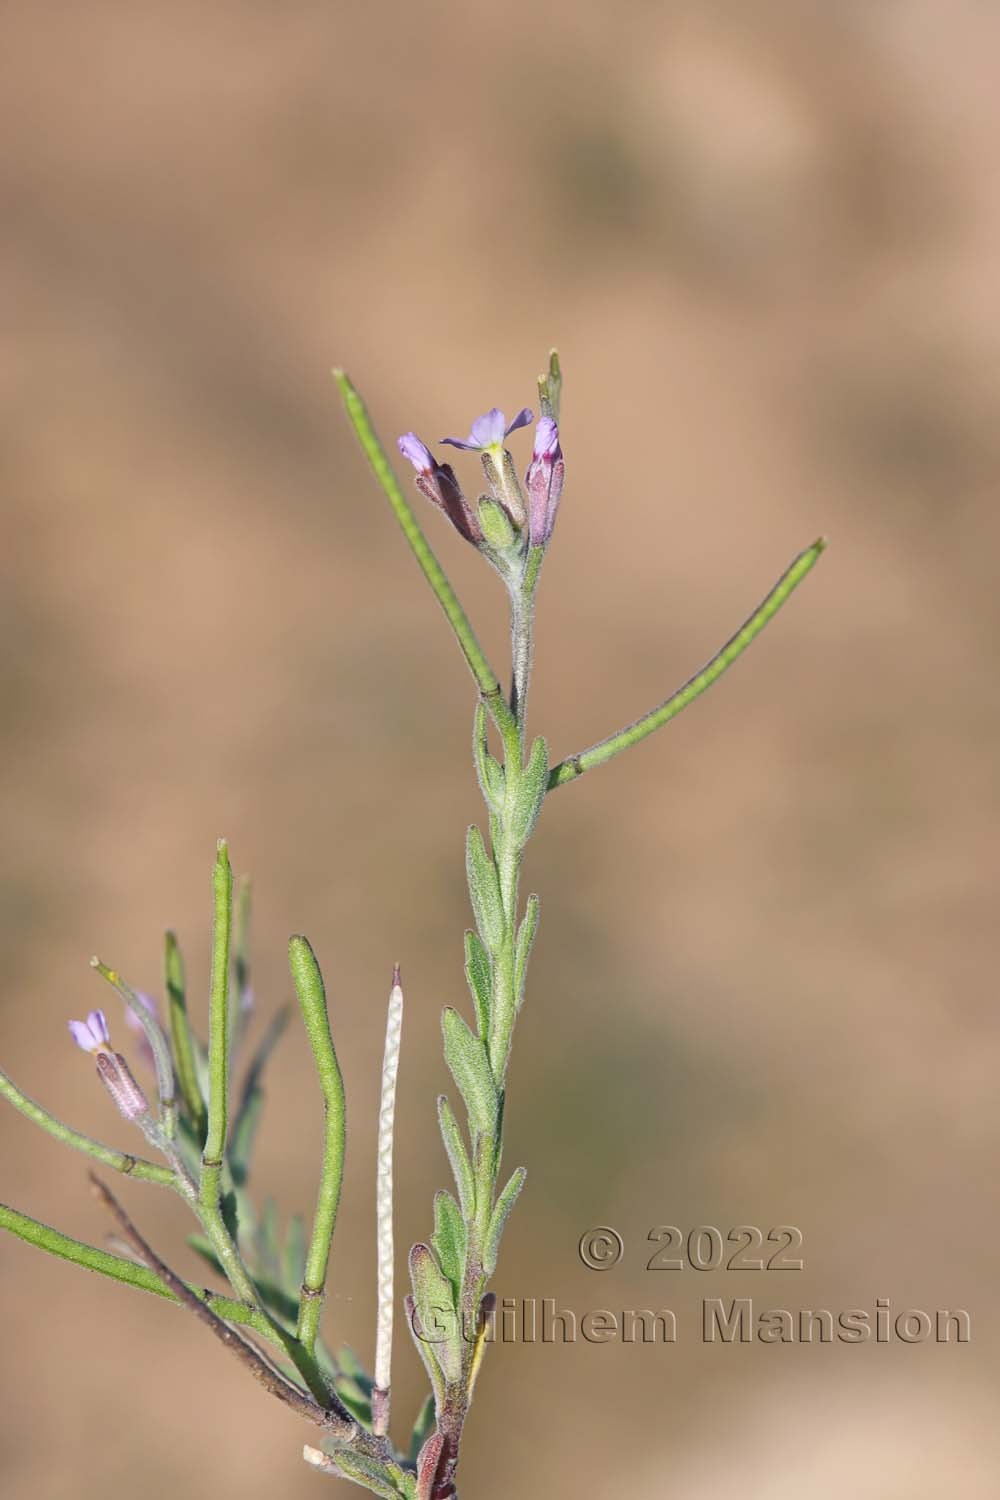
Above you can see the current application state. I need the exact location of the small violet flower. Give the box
[68,1009,110,1053]
[68,1008,149,1122]
[441,406,535,534]
[525,416,565,546]
[440,407,533,454]
[397,433,483,546]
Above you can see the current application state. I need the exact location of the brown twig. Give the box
[87,1172,354,1437]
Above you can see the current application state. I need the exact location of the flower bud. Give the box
[397,432,483,545]
[477,496,516,550]
[526,416,564,546]
[94,1050,150,1122]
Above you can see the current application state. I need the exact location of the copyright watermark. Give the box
[577,1227,624,1270]
[578,1224,804,1271]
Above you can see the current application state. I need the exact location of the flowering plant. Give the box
[0,354,823,1498]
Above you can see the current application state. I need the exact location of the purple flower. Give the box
[68,1009,111,1053]
[397,431,483,546]
[440,407,533,453]
[525,416,565,545]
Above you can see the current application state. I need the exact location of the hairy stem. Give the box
[0,1069,176,1187]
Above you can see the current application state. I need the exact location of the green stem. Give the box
[289,936,346,1357]
[197,841,257,1295]
[0,1069,176,1187]
[195,847,334,1409]
[0,1200,279,1343]
[509,582,535,732]
[549,538,826,790]
[334,369,519,749]
[488,803,523,1083]
[436,589,535,1500]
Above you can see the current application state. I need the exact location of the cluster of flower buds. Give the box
[68,1008,150,1123]
[398,403,564,555]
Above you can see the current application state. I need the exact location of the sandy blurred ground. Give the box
[1,0,999,1495]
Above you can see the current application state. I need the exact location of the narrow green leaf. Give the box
[0,1200,276,1342]
[514,894,540,1013]
[431,1190,467,1295]
[548,538,827,790]
[463,930,492,1039]
[408,1243,461,1383]
[333,1380,373,1427]
[334,370,519,753]
[164,931,207,1141]
[437,1095,475,1219]
[441,1009,498,1140]
[483,1166,527,1276]
[186,1233,224,1276]
[257,1196,280,1279]
[408,1394,436,1465]
[465,825,504,954]
[283,1213,307,1294]
[509,734,548,846]
[227,1089,263,1190]
[229,1005,289,1187]
[325,1448,410,1500]
[405,1292,445,1408]
[188,1229,299,1324]
[0,1068,175,1186]
[337,1344,371,1383]
[202,838,234,1166]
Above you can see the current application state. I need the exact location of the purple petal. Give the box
[68,1009,110,1052]
[87,1009,110,1045]
[505,408,534,439]
[68,1020,93,1051]
[469,408,507,448]
[398,432,434,472]
[442,408,509,451]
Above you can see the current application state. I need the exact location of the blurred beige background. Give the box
[2,1,999,1495]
